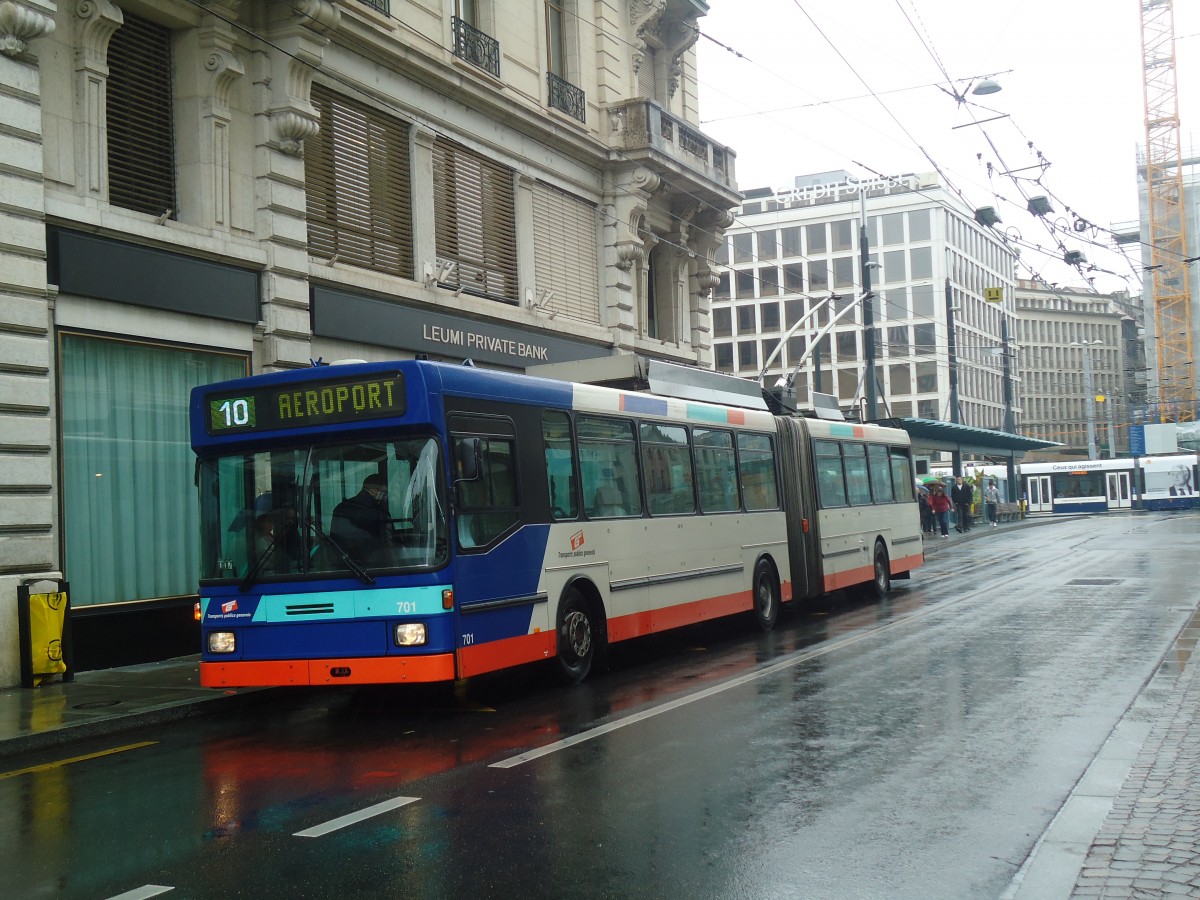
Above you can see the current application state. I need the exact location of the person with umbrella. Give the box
[927,480,953,538]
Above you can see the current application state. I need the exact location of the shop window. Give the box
[60,334,247,606]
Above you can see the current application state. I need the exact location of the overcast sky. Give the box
[695,0,1200,296]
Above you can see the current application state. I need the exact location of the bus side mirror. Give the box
[457,438,483,482]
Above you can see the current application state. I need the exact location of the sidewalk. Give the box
[0,655,264,759]
[2,515,1198,898]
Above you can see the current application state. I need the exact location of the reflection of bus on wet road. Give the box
[190,360,922,688]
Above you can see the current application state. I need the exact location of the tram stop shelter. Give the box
[878,417,1061,502]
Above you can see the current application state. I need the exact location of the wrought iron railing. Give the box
[355,0,389,13]
[452,17,500,78]
[548,72,586,123]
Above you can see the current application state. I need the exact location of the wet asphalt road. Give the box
[3,511,1198,900]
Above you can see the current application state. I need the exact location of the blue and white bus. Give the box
[190,360,922,688]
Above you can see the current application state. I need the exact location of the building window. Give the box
[836,330,858,360]
[783,264,804,293]
[910,246,933,280]
[760,266,780,295]
[781,226,802,257]
[809,260,828,291]
[736,305,756,333]
[307,85,414,278]
[832,219,854,251]
[532,183,600,323]
[732,232,753,264]
[909,208,931,241]
[883,249,906,284]
[881,212,905,245]
[914,323,936,353]
[715,272,730,299]
[432,136,518,301]
[806,223,827,254]
[646,242,677,341]
[715,343,734,371]
[737,340,758,370]
[913,283,936,317]
[889,364,911,393]
[60,334,247,606]
[713,307,732,337]
[735,269,755,298]
[916,361,938,392]
[888,325,910,356]
[917,399,938,419]
[759,229,778,258]
[760,302,780,330]
[833,257,854,288]
[546,1,585,121]
[106,13,176,217]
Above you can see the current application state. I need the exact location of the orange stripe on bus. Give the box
[457,631,556,679]
[200,654,456,687]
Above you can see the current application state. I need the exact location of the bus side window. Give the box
[843,443,871,505]
[454,435,519,549]
[815,440,847,507]
[578,415,641,518]
[737,432,778,511]
[543,411,578,519]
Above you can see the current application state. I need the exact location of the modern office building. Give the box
[711,170,1020,434]
[1013,280,1138,459]
[0,0,740,685]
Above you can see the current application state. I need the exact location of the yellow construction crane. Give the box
[1139,0,1193,422]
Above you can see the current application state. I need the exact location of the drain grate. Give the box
[1066,578,1121,586]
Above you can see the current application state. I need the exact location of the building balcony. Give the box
[548,72,586,123]
[452,17,500,78]
[605,99,738,205]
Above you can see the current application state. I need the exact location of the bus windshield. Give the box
[197,436,448,584]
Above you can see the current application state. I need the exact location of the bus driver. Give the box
[330,474,391,562]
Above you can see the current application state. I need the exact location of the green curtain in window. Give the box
[60,335,246,606]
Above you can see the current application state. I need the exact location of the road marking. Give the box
[104,886,173,900]
[294,795,420,838]
[490,579,1016,770]
[0,741,158,780]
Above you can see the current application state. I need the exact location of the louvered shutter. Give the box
[637,48,658,100]
[106,14,176,217]
[306,84,414,279]
[532,183,600,324]
[432,137,518,302]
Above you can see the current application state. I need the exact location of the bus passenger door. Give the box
[1107,471,1132,510]
[1026,475,1053,514]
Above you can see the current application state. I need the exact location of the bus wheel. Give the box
[556,589,596,683]
[750,558,779,631]
[854,541,891,601]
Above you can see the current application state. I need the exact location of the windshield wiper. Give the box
[239,542,277,593]
[307,518,375,586]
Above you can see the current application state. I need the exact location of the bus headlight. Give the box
[394,623,427,647]
[208,631,236,654]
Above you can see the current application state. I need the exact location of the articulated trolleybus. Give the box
[191,360,922,687]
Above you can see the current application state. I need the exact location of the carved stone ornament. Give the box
[0,1,56,57]
[273,109,319,157]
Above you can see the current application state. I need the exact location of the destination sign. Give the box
[206,373,405,434]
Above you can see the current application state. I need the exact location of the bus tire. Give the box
[556,588,597,683]
[853,540,891,601]
[750,558,780,632]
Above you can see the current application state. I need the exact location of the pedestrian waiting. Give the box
[984,480,1001,527]
[951,476,974,533]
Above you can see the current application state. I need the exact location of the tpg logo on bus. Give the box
[570,530,585,551]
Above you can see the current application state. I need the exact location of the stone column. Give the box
[253,0,338,372]
[0,0,58,687]
[603,165,659,351]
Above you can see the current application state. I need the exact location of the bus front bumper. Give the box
[200,653,457,687]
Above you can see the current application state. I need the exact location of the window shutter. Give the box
[532,183,600,324]
[432,137,518,302]
[306,84,414,279]
[106,14,176,217]
[637,49,658,100]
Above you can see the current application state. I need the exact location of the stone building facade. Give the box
[0,0,739,685]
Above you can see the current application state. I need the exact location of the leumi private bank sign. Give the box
[773,173,919,207]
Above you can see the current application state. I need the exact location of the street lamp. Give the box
[1070,339,1104,460]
